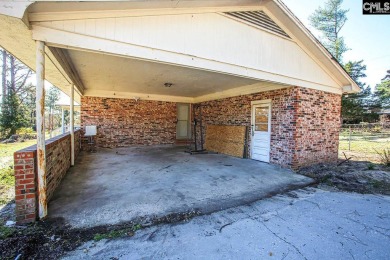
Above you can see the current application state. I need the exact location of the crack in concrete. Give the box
[346,217,390,239]
[159,165,173,171]
[219,222,234,233]
[218,213,254,233]
[343,231,369,246]
[303,200,321,209]
[349,250,356,260]
[259,220,308,260]
[377,213,390,220]
[275,210,287,221]
[374,225,390,231]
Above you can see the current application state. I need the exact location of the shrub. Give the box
[375,148,390,167]
[16,127,34,135]
[367,163,375,170]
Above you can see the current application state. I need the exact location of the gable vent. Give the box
[224,11,290,39]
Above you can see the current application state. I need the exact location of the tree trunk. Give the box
[1,49,6,110]
[10,55,16,94]
[49,107,52,138]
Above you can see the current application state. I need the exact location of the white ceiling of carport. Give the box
[67,49,262,98]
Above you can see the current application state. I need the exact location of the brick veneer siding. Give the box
[293,88,341,167]
[14,130,81,223]
[80,96,177,148]
[74,130,81,158]
[80,87,341,168]
[196,87,298,167]
[195,87,341,168]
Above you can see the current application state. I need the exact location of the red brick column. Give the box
[14,150,37,223]
[13,129,82,224]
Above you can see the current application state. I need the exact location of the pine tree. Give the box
[309,1,378,123]
[0,89,29,138]
[341,61,378,123]
[309,0,349,62]
[375,70,390,108]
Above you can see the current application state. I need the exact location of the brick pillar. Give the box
[14,151,37,223]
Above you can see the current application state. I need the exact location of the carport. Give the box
[48,146,312,228]
[6,0,359,224]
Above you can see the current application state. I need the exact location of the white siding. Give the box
[35,13,340,89]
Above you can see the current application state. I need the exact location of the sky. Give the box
[283,0,390,89]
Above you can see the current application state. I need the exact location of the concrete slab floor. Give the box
[48,146,313,228]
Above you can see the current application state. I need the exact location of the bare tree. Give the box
[0,49,34,137]
[1,49,6,111]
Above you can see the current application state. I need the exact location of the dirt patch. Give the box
[299,161,390,195]
[0,210,201,259]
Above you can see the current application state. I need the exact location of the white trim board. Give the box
[83,89,194,103]
[251,99,272,105]
[29,6,265,22]
[83,83,290,104]
[195,83,288,103]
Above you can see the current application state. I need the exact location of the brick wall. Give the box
[196,87,298,167]
[14,151,36,223]
[293,88,341,167]
[81,97,177,148]
[14,130,81,223]
[74,130,81,158]
[48,130,81,200]
[80,88,341,169]
[196,87,341,168]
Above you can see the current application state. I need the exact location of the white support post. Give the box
[36,41,47,219]
[70,84,75,166]
[61,107,65,134]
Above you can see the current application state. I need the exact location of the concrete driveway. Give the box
[63,188,390,260]
[48,146,312,228]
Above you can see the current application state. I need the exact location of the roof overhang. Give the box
[268,0,360,93]
[0,13,83,103]
[0,0,360,104]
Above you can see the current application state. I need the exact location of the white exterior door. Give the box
[251,102,271,162]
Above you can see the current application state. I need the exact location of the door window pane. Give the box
[254,106,269,132]
[255,107,268,123]
[255,123,268,132]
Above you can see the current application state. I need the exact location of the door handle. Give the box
[251,125,254,136]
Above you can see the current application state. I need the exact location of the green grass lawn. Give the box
[0,140,36,205]
[339,133,390,154]
[339,139,390,154]
[339,132,390,165]
[0,140,36,161]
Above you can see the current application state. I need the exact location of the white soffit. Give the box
[67,48,264,99]
[0,14,81,102]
